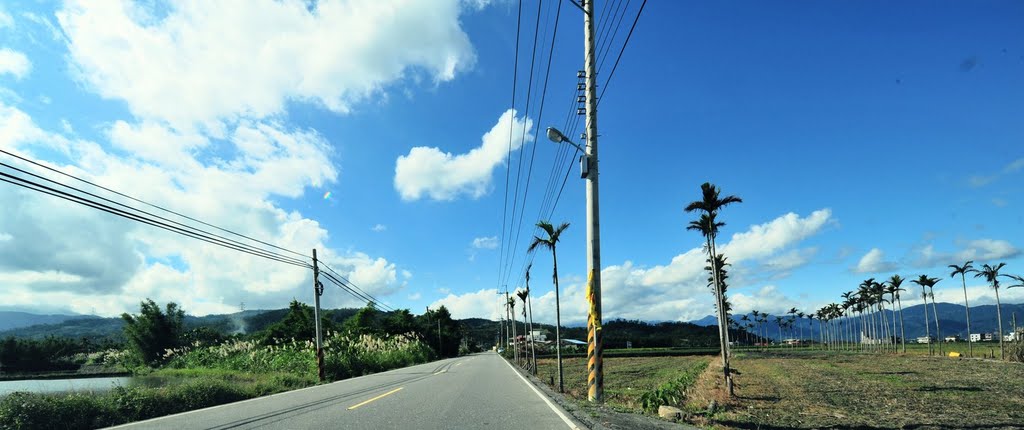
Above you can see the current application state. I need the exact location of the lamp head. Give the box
[546,127,565,144]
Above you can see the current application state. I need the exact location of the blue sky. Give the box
[0,0,1021,324]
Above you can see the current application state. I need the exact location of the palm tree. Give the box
[516,286,535,373]
[685,182,741,396]
[927,281,943,355]
[886,275,908,353]
[508,296,518,365]
[528,220,569,392]
[974,263,1007,360]
[911,275,938,355]
[949,261,976,357]
[739,314,751,346]
[524,263,538,374]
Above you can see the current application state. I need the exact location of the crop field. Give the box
[535,347,1024,429]
[713,350,1024,429]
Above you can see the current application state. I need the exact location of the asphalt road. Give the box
[109,352,582,430]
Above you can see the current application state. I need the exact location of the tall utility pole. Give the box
[312,249,325,382]
[582,0,604,404]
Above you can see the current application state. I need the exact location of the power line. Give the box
[598,0,647,104]
[597,0,633,72]
[0,149,309,260]
[0,151,411,313]
[0,172,312,269]
[498,0,525,293]
[502,0,550,290]
[318,261,395,312]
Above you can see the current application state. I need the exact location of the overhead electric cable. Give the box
[498,0,525,292]
[0,149,309,260]
[0,172,311,269]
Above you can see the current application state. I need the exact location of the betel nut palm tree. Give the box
[949,261,975,357]
[974,263,1007,360]
[528,220,569,392]
[926,280,943,355]
[911,275,939,355]
[886,275,908,353]
[685,182,741,396]
[524,263,538,374]
[507,296,518,365]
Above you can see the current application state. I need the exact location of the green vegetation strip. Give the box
[0,369,315,430]
[535,355,711,414]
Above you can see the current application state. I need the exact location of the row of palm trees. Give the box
[811,262,1022,360]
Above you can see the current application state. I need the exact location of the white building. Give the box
[970,333,982,342]
[527,330,547,342]
[916,336,933,344]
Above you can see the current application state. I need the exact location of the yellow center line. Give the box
[347,387,403,410]
[456,362,462,366]
[434,369,446,375]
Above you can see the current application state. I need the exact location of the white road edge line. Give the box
[500,356,582,430]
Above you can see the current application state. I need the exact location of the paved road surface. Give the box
[110,352,582,429]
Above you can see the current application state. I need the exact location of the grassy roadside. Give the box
[535,355,711,414]
[0,368,316,430]
[0,333,435,430]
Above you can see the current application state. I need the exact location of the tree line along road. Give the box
[107,352,583,430]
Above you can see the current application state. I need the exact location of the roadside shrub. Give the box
[0,392,117,430]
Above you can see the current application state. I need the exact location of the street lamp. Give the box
[545,123,603,403]
[546,127,590,179]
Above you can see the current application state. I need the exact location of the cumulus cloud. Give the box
[472,236,499,250]
[854,248,899,273]
[56,0,476,130]
[0,101,403,316]
[371,224,387,232]
[394,109,533,201]
[430,288,506,321]
[730,285,801,316]
[913,239,1020,268]
[0,48,31,79]
[435,209,835,323]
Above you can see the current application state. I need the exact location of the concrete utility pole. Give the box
[582,0,604,404]
[312,249,325,382]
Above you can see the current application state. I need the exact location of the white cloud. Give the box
[0,9,13,29]
[436,209,834,323]
[60,119,73,134]
[371,224,387,232]
[1003,158,1024,174]
[430,288,505,320]
[0,232,11,242]
[56,0,476,129]
[854,248,898,273]
[472,236,499,250]
[0,48,31,79]
[407,292,422,301]
[394,109,533,201]
[913,239,1020,269]
[730,285,801,316]
[968,157,1024,188]
[0,101,404,316]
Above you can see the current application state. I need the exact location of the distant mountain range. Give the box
[691,302,1024,339]
[0,311,96,332]
[0,309,292,340]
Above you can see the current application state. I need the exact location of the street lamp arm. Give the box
[546,127,587,154]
